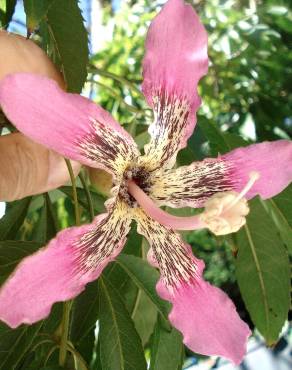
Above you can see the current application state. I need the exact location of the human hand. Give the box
[0,30,80,201]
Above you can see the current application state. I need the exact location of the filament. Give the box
[224,171,260,212]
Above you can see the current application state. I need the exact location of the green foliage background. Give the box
[0,0,291,369]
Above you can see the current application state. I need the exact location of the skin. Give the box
[0,30,80,201]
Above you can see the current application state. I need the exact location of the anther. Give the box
[199,171,260,235]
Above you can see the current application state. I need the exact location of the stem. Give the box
[131,239,146,319]
[90,80,145,115]
[58,159,81,366]
[89,65,143,97]
[45,345,59,366]
[79,172,95,222]
[65,159,81,226]
[59,301,71,366]
[131,288,141,320]
[67,343,89,370]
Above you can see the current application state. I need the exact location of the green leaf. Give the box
[91,339,102,370]
[262,185,292,255]
[0,0,17,28]
[18,303,62,369]
[0,240,41,286]
[99,277,147,370]
[150,315,183,370]
[104,226,142,316]
[116,254,170,321]
[132,291,157,346]
[23,0,51,33]
[96,227,142,327]
[71,280,99,346]
[44,0,89,92]
[33,193,58,243]
[0,197,31,241]
[235,198,290,344]
[199,119,249,155]
[0,321,43,370]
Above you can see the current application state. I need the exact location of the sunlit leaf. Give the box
[0,0,17,28]
[23,0,51,33]
[44,0,89,92]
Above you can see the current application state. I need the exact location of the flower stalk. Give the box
[58,159,81,366]
[79,172,95,221]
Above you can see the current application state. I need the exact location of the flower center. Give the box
[119,166,151,206]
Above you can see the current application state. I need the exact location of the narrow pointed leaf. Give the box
[235,198,290,344]
[0,321,42,370]
[99,277,147,370]
[71,280,99,344]
[116,254,170,321]
[44,0,89,92]
[23,0,51,33]
[132,291,157,346]
[104,227,142,315]
[33,193,58,243]
[150,315,183,370]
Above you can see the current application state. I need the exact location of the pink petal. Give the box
[135,209,250,363]
[150,140,292,208]
[0,132,80,201]
[157,273,250,365]
[141,0,208,169]
[0,201,131,328]
[0,73,139,177]
[222,140,292,199]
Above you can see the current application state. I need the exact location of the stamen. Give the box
[224,171,260,212]
[127,180,204,230]
[128,171,260,234]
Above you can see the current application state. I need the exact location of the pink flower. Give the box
[0,0,291,364]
